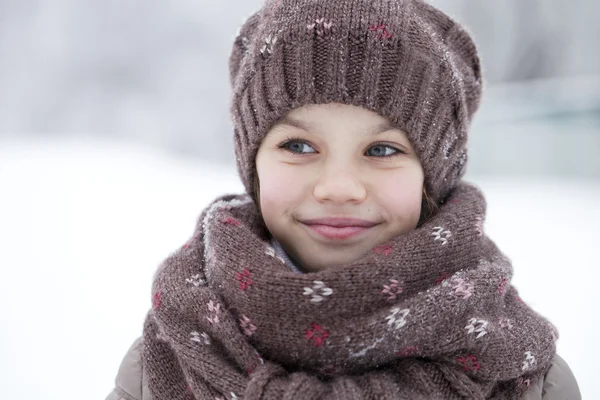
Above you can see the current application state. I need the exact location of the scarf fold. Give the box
[143,183,557,400]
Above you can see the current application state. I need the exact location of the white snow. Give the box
[0,137,597,399]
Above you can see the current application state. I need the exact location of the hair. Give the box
[418,187,439,227]
[252,173,439,229]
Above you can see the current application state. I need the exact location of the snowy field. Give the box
[0,136,598,399]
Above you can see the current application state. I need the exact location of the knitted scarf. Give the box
[143,183,557,400]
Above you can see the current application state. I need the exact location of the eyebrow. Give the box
[278,116,314,132]
[277,117,397,136]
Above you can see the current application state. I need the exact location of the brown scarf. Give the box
[143,183,557,399]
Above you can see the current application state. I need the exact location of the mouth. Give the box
[299,217,380,241]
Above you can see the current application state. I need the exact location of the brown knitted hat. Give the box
[228,0,482,204]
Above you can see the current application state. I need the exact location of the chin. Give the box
[302,252,361,272]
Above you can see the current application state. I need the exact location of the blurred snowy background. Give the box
[0,0,599,399]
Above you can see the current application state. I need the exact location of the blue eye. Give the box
[280,139,316,154]
[366,144,400,157]
[279,138,403,157]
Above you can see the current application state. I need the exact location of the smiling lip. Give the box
[300,217,379,240]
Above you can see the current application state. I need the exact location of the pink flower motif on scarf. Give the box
[457,354,481,372]
[382,279,403,301]
[374,244,393,256]
[517,376,532,388]
[152,290,162,310]
[395,346,418,357]
[206,300,221,325]
[305,323,330,347]
[223,216,241,226]
[369,22,393,39]
[236,269,253,290]
[452,278,474,299]
[247,349,265,373]
[435,271,449,285]
[498,277,508,295]
[307,17,335,36]
[240,315,257,336]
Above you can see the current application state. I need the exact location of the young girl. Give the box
[107,1,580,399]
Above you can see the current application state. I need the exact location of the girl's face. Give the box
[255,103,424,272]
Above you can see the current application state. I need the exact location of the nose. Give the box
[312,160,367,204]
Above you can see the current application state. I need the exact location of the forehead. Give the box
[279,103,398,135]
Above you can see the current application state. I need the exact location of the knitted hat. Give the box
[228,0,482,204]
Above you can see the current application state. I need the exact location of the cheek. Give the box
[258,165,308,216]
[374,169,424,220]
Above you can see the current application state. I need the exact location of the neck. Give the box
[270,237,305,274]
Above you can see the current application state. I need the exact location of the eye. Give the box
[366,144,402,157]
[279,138,316,154]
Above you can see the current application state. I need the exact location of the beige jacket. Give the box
[107,338,581,400]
